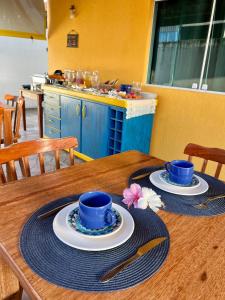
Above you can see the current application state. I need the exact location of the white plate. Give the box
[159,171,200,189]
[150,170,209,196]
[53,203,134,251]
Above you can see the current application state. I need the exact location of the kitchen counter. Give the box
[42,85,157,160]
[43,85,157,110]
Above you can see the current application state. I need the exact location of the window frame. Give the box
[147,0,225,94]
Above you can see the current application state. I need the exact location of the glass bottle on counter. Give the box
[75,70,84,88]
[64,70,70,86]
[91,71,100,89]
[83,71,92,88]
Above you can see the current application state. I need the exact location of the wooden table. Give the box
[0,102,15,146]
[19,89,44,138]
[0,151,225,300]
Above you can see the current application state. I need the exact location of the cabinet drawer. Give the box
[44,93,60,104]
[43,102,61,118]
[44,114,61,130]
[45,126,61,138]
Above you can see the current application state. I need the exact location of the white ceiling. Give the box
[0,0,45,34]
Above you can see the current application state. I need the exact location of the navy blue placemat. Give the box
[20,194,170,292]
[128,166,225,217]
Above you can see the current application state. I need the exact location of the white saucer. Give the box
[66,205,123,239]
[53,203,134,251]
[150,170,209,196]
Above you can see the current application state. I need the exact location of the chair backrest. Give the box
[4,94,16,101]
[0,137,78,184]
[184,143,225,179]
[13,97,24,142]
[0,97,23,146]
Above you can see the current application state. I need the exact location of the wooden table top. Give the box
[0,151,225,300]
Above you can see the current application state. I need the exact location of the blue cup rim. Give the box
[170,160,193,169]
[79,191,112,209]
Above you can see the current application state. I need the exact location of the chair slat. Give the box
[201,159,208,173]
[7,161,17,181]
[69,148,74,166]
[55,149,60,169]
[38,153,45,174]
[20,157,31,177]
[215,163,222,179]
[13,97,24,142]
[0,165,6,184]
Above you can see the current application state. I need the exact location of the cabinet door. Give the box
[61,96,81,152]
[81,101,109,159]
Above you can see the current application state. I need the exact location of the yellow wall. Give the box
[48,0,152,82]
[48,0,225,178]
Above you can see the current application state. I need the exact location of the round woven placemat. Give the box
[20,194,170,292]
[128,166,225,217]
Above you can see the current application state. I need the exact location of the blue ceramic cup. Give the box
[78,191,116,230]
[165,160,194,185]
[120,84,132,93]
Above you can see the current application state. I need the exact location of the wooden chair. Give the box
[0,108,3,146]
[0,137,78,183]
[4,94,26,130]
[0,97,24,147]
[4,94,16,106]
[184,143,225,179]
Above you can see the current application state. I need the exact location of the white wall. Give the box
[0,36,47,107]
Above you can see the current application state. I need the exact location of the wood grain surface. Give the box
[0,137,78,183]
[0,151,225,300]
[184,143,225,179]
[0,102,15,147]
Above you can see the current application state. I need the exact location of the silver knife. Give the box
[207,193,225,201]
[100,236,167,283]
[37,198,78,220]
[131,172,153,180]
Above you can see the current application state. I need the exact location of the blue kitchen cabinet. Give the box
[81,101,109,159]
[43,90,156,160]
[61,96,81,152]
[43,92,61,138]
[108,106,154,155]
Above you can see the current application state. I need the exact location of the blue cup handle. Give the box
[165,162,171,173]
[105,209,116,227]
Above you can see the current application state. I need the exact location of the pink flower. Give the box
[122,183,143,208]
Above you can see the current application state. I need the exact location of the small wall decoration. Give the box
[67,30,79,48]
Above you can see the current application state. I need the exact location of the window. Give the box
[148,0,225,93]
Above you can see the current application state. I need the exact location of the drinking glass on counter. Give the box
[91,71,100,89]
[64,70,70,86]
[71,71,76,84]
[64,70,76,86]
[75,70,84,88]
[131,81,142,96]
[83,71,92,88]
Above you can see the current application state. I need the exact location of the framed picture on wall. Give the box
[67,30,79,48]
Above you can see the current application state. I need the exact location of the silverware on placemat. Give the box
[194,193,225,209]
[100,237,167,283]
[131,172,152,180]
[38,198,79,220]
